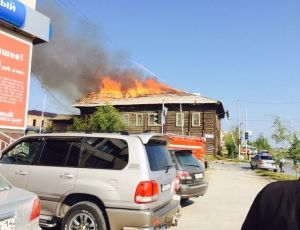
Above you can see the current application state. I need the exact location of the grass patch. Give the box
[256,170,297,181]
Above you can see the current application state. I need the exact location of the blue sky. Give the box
[29,0,300,144]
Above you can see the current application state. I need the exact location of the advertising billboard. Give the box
[0,30,32,130]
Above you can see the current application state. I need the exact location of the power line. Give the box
[238,99,300,105]
[31,70,76,114]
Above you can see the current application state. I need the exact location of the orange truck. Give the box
[166,134,206,160]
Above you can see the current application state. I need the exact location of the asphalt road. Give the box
[173,161,270,230]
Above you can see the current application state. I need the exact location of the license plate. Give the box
[0,217,16,230]
[161,183,171,192]
[194,173,203,179]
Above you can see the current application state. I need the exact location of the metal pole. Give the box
[238,100,241,159]
[39,85,46,134]
[180,103,184,135]
[161,100,164,134]
[245,106,248,159]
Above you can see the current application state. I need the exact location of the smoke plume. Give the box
[32,0,145,102]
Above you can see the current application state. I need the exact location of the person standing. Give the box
[279,158,285,172]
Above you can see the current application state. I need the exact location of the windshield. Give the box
[175,152,200,167]
[0,176,11,191]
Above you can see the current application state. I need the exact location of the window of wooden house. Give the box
[176,113,184,126]
[148,113,161,126]
[136,114,143,126]
[33,119,36,126]
[192,113,201,126]
[121,114,130,126]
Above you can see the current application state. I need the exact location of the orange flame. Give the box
[99,76,184,98]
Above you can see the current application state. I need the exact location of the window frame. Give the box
[37,137,82,167]
[148,113,161,126]
[0,138,44,165]
[136,113,143,127]
[192,112,201,127]
[176,113,184,127]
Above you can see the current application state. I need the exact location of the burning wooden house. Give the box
[72,76,225,155]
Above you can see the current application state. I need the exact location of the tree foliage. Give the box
[71,105,126,132]
[251,133,271,151]
[271,117,291,165]
[90,105,125,132]
[224,127,239,158]
[71,117,87,131]
[289,134,300,162]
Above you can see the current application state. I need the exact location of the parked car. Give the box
[0,133,180,230]
[0,174,41,230]
[250,153,277,172]
[170,149,208,202]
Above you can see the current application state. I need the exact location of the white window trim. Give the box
[148,113,161,126]
[176,113,184,127]
[192,112,201,127]
[121,114,130,126]
[136,113,143,127]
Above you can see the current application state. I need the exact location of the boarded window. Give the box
[121,114,130,126]
[176,113,184,126]
[192,113,201,126]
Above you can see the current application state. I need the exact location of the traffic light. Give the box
[245,132,249,140]
[154,111,162,124]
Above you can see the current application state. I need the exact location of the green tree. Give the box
[71,117,87,131]
[224,127,239,158]
[90,105,126,132]
[271,116,290,166]
[289,134,300,163]
[251,133,271,151]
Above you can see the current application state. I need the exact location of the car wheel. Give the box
[62,201,107,230]
[250,164,254,170]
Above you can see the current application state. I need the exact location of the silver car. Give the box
[0,133,180,230]
[250,154,277,172]
[0,175,41,230]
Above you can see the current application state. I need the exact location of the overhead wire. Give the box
[31,70,76,114]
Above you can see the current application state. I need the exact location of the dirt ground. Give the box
[173,161,270,230]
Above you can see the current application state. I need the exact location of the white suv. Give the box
[0,133,180,230]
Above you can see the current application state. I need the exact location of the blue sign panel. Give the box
[0,0,26,28]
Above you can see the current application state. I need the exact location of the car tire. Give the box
[180,198,189,203]
[62,201,107,230]
[250,164,254,170]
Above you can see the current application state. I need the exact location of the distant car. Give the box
[250,154,277,172]
[0,175,41,230]
[170,150,208,202]
[258,150,270,155]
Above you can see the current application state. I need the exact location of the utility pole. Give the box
[245,106,248,159]
[39,84,46,134]
[161,100,164,134]
[237,100,241,159]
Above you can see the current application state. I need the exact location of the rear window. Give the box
[145,145,173,171]
[261,156,273,160]
[175,151,200,167]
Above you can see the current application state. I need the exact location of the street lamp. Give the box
[39,84,46,134]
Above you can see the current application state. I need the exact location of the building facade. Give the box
[74,94,225,155]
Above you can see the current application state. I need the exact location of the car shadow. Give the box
[180,199,194,208]
[241,166,252,170]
